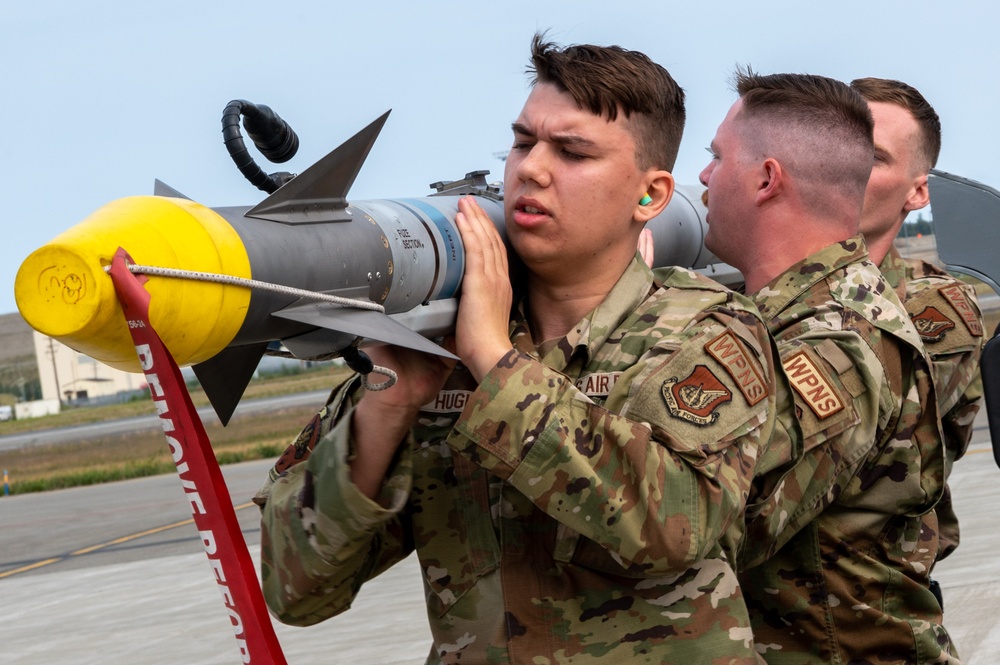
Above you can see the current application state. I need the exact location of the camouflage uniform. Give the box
[257,257,777,664]
[738,237,959,664]
[880,247,985,561]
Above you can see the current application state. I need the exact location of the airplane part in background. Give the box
[928,170,1000,468]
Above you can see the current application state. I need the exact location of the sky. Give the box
[3,0,999,316]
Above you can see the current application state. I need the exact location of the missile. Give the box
[15,110,726,424]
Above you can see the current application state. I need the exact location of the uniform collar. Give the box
[510,254,655,372]
[877,245,908,302]
[753,235,869,319]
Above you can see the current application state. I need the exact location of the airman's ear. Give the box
[634,170,675,224]
[904,173,930,213]
[755,158,784,206]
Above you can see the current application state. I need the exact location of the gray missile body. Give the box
[16,110,729,424]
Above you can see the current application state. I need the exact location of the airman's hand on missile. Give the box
[348,196,512,499]
[454,196,514,382]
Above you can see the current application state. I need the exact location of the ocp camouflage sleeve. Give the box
[900,253,985,562]
[258,375,416,626]
[254,374,360,507]
[901,254,985,465]
[738,328,888,567]
[739,237,957,664]
[449,311,771,574]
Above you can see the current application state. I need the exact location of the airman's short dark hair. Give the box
[528,33,686,171]
[850,77,941,171]
[733,68,875,208]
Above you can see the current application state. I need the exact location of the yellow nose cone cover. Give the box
[15,196,252,372]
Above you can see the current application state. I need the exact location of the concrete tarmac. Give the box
[0,458,433,664]
[1,413,998,664]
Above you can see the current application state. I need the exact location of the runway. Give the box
[0,413,997,664]
[0,390,329,452]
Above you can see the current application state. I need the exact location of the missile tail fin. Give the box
[273,302,458,359]
[193,342,268,425]
[245,110,391,224]
[153,179,192,199]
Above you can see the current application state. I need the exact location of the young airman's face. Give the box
[503,82,651,281]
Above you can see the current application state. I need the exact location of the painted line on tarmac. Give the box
[1,558,62,576]
[70,517,198,556]
[0,501,257,579]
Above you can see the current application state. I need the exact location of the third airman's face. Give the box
[860,101,929,239]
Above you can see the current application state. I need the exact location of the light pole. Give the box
[46,337,63,406]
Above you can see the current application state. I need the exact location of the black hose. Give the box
[341,345,375,375]
[222,100,299,193]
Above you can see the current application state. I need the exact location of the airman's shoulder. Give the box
[651,267,760,317]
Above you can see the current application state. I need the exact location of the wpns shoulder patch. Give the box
[662,365,732,426]
[705,330,768,406]
[939,284,984,337]
[782,350,845,419]
[911,305,956,343]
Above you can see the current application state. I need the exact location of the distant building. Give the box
[33,331,147,405]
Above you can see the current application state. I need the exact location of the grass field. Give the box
[0,363,352,495]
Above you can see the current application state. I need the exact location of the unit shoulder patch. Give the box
[662,364,732,426]
[911,305,956,343]
[939,284,983,337]
[782,350,845,419]
[705,329,768,406]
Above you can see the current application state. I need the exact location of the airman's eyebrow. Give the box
[511,122,533,137]
[511,122,596,148]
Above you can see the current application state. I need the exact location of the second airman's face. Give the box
[699,99,756,268]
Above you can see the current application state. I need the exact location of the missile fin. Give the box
[245,111,391,225]
[153,179,192,199]
[193,342,269,425]
[281,327,357,359]
[388,299,459,341]
[273,301,458,359]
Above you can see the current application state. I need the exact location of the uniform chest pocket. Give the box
[413,450,500,617]
[551,523,652,578]
[781,341,862,462]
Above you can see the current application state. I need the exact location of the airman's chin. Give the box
[704,229,720,256]
[505,234,548,268]
[703,232,735,269]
